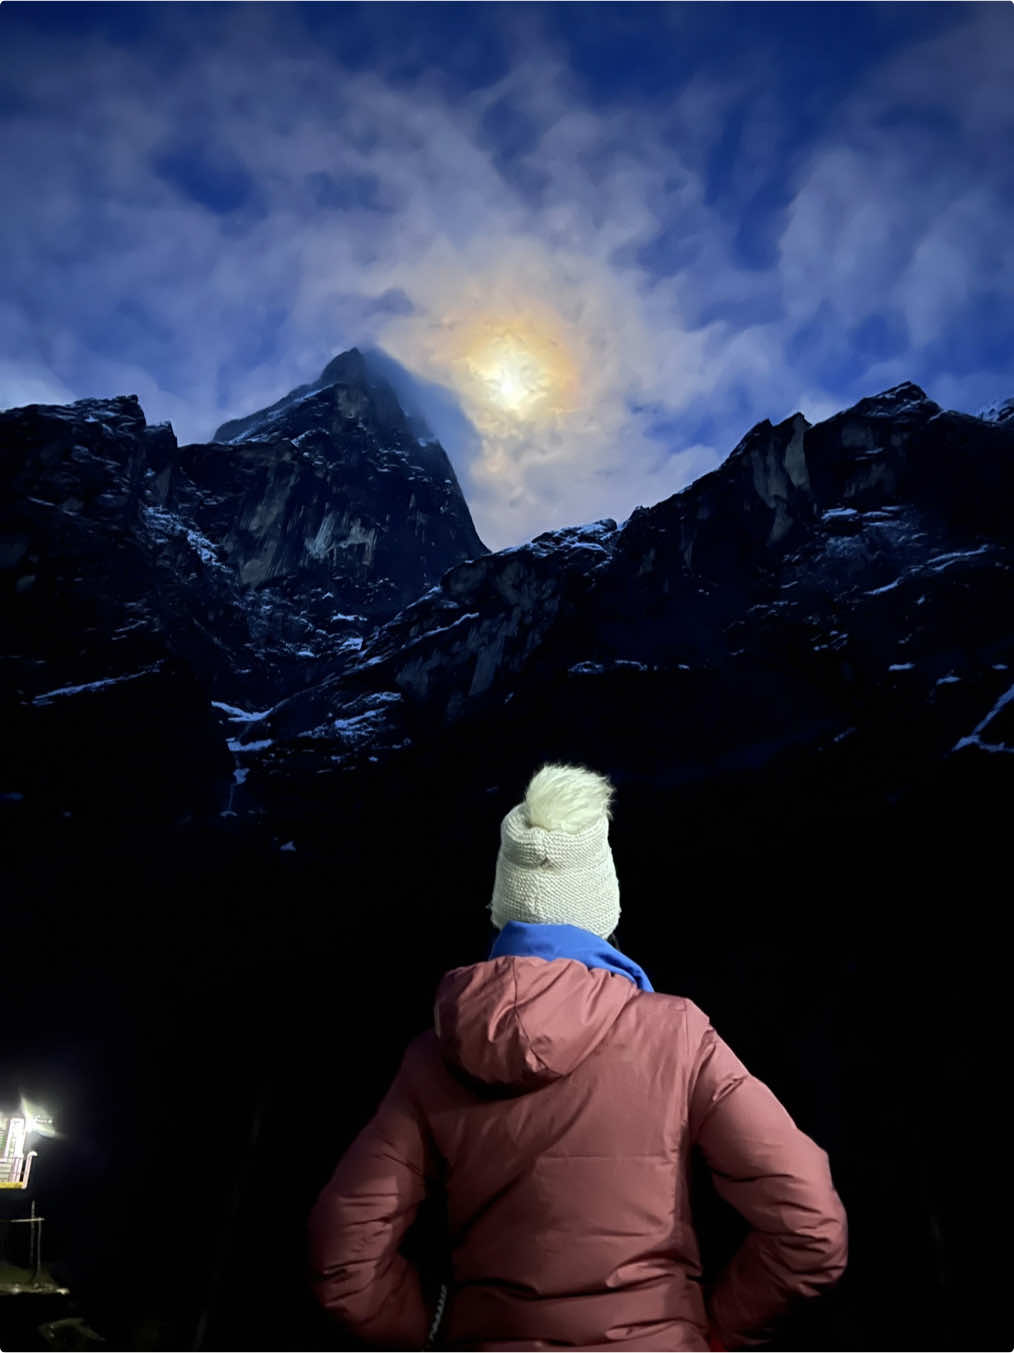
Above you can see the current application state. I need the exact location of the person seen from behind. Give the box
[308,762,848,1350]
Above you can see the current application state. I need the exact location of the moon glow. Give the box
[451,311,580,423]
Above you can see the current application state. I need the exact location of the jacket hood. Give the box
[434,923,649,1093]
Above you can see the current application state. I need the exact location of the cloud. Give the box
[0,4,1010,551]
[778,6,1014,392]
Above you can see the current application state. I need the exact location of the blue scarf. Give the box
[489,920,655,992]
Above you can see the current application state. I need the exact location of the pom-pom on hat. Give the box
[489,762,620,939]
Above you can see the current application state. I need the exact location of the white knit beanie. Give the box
[489,762,620,939]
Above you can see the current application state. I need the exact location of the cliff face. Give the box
[2,369,1011,837]
[231,382,1013,839]
[0,350,487,820]
[204,346,487,618]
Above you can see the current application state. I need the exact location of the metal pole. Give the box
[30,1200,40,1284]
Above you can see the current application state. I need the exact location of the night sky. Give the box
[2,2,1012,551]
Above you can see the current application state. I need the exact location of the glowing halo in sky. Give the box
[378,293,598,529]
[444,307,581,426]
[476,333,546,413]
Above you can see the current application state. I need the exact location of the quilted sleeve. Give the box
[685,1000,848,1351]
[308,1043,440,1351]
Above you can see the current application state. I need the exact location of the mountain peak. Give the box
[843,382,934,419]
[318,348,367,388]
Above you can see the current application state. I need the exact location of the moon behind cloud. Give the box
[450,308,581,424]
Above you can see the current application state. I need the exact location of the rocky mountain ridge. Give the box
[2,368,1011,845]
[228,382,1013,839]
[1,348,486,822]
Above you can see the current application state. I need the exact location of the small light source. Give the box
[0,1102,56,1189]
[20,1095,57,1142]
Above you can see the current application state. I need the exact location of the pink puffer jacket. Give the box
[309,954,848,1350]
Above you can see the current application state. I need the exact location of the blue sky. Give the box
[2,2,1012,551]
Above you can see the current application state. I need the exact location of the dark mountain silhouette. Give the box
[229,381,1014,848]
[2,349,487,821]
